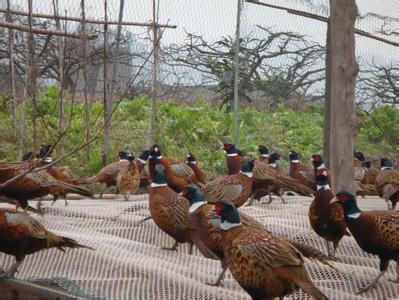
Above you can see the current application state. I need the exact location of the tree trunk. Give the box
[323,19,331,167]
[328,0,359,195]
[102,0,111,166]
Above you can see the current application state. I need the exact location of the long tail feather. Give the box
[277,175,315,196]
[57,236,94,251]
[61,182,94,198]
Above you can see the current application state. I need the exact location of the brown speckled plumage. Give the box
[376,168,399,210]
[117,158,141,200]
[0,208,92,277]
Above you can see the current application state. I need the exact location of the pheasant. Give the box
[148,144,198,193]
[116,154,141,200]
[0,162,93,213]
[289,150,314,189]
[185,153,206,185]
[148,164,216,258]
[250,153,315,205]
[223,143,244,175]
[309,168,349,259]
[136,150,151,188]
[353,151,366,167]
[182,184,333,287]
[201,158,254,208]
[0,208,93,278]
[334,191,399,293]
[85,151,131,198]
[376,158,399,210]
[257,145,269,162]
[213,200,327,299]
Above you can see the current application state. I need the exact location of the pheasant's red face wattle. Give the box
[215,202,223,215]
[336,194,348,203]
[181,189,188,197]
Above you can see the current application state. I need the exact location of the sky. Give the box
[5,0,397,64]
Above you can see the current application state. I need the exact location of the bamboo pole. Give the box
[246,0,399,47]
[0,21,97,39]
[232,0,242,146]
[6,0,17,136]
[27,0,37,150]
[80,0,90,159]
[148,0,159,145]
[52,0,65,134]
[109,0,125,113]
[102,0,111,166]
[0,7,177,29]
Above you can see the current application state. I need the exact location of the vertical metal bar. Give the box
[102,0,110,166]
[233,0,242,146]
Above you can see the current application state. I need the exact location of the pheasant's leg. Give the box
[325,240,331,258]
[51,195,58,206]
[387,200,392,210]
[388,261,399,283]
[161,240,178,251]
[63,193,68,206]
[1,257,25,278]
[278,194,286,204]
[37,197,43,210]
[245,194,255,206]
[356,270,386,294]
[124,194,129,201]
[265,193,273,204]
[207,265,228,287]
[189,243,194,255]
[133,216,152,226]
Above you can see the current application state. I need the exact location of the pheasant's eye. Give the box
[215,203,222,215]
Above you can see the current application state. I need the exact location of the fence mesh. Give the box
[1,195,399,299]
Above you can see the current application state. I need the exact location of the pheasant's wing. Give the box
[233,231,303,269]
[201,176,243,202]
[354,166,366,181]
[253,160,276,181]
[170,163,195,179]
[100,161,129,177]
[299,170,315,186]
[366,211,399,251]
[0,210,48,240]
[161,195,195,231]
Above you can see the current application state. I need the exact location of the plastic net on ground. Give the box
[1,195,399,299]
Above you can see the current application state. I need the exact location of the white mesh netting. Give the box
[1,195,399,299]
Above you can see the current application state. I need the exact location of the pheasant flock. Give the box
[0,142,398,299]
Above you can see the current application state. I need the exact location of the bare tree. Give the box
[163,27,325,109]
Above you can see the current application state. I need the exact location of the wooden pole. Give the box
[0,21,97,39]
[6,0,17,136]
[80,0,90,159]
[102,0,111,166]
[328,0,360,195]
[27,0,37,150]
[245,0,399,47]
[148,0,159,145]
[0,7,177,29]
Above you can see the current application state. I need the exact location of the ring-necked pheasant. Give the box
[376,158,399,210]
[116,154,141,200]
[0,162,93,213]
[257,145,269,162]
[85,151,131,198]
[213,200,328,299]
[223,143,244,175]
[185,153,206,185]
[334,191,399,293]
[201,158,254,208]
[0,208,93,278]
[148,144,198,192]
[309,168,349,259]
[250,153,315,205]
[136,150,151,188]
[289,150,314,189]
[148,164,216,258]
[182,184,333,287]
